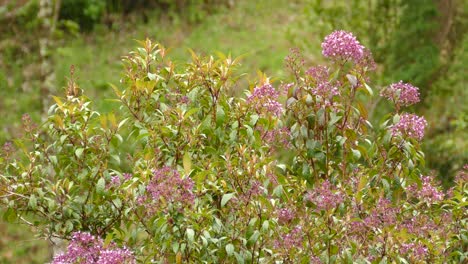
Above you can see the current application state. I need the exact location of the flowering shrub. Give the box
[1,31,467,263]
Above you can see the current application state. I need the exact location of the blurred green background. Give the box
[0,0,466,262]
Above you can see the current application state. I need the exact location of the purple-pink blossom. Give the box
[52,232,135,264]
[306,180,344,212]
[454,165,468,184]
[381,81,420,107]
[260,126,290,147]
[364,198,399,228]
[146,167,195,208]
[123,173,133,181]
[306,65,339,100]
[110,176,121,186]
[321,30,364,63]
[274,225,303,250]
[247,83,283,117]
[2,141,14,159]
[357,48,377,72]
[277,207,295,224]
[391,113,427,140]
[97,248,135,264]
[407,176,444,203]
[400,242,428,261]
[107,173,133,189]
[402,214,437,237]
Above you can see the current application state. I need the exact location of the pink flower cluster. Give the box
[402,214,437,237]
[146,167,195,208]
[274,225,303,250]
[321,30,364,63]
[381,81,420,107]
[2,141,14,159]
[391,113,427,140]
[400,242,428,261]
[52,232,135,264]
[357,48,377,72]
[306,65,339,100]
[407,176,444,203]
[261,127,291,147]
[306,180,344,212]
[348,198,399,237]
[454,165,468,184]
[247,83,283,117]
[364,198,399,228]
[310,256,323,264]
[107,173,132,189]
[238,180,264,203]
[277,207,295,224]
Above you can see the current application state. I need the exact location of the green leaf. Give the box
[113,198,122,208]
[221,193,235,207]
[393,114,400,124]
[186,228,195,242]
[52,96,64,109]
[276,163,286,172]
[172,242,179,253]
[147,72,157,80]
[28,194,37,210]
[184,108,199,119]
[65,220,74,232]
[104,233,114,247]
[248,230,260,245]
[96,178,105,194]
[364,83,374,96]
[273,185,283,197]
[346,74,358,87]
[183,152,192,176]
[328,113,342,127]
[249,114,259,126]
[3,207,17,222]
[111,154,120,165]
[225,243,235,256]
[75,148,84,158]
[379,256,388,264]
[216,106,226,126]
[352,149,361,159]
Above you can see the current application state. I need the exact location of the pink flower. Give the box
[111,176,121,186]
[364,198,399,229]
[123,173,133,181]
[277,207,295,224]
[400,242,428,261]
[98,247,135,264]
[307,180,344,212]
[381,81,420,107]
[407,176,444,203]
[357,48,377,72]
[274,225,303,250]
[321,30,364,63]
[146,167,195,209]
[454,165,468,184]
[247,83,283,117]
[260,126,290,148]
[306,65,339,100]
[402,214,437,236]
[52,232,135,264]
[391,113,427,140]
